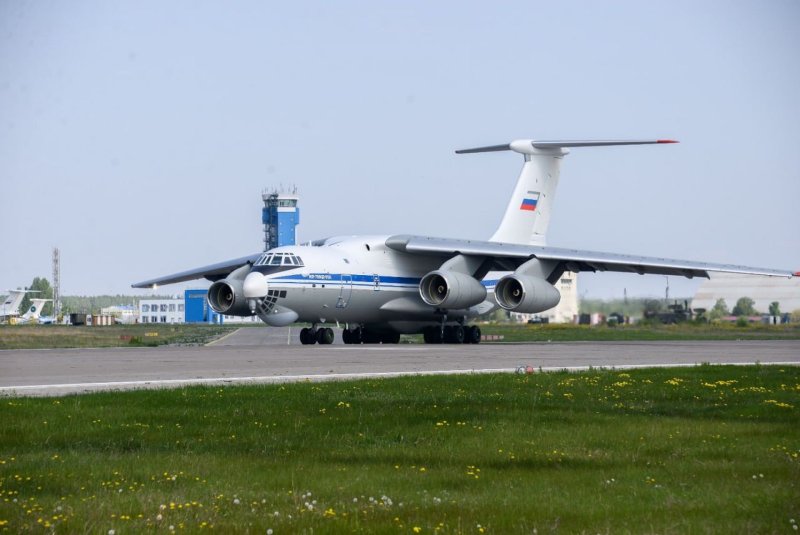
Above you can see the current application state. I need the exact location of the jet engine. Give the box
[419,270,487,309]
[495,274,560,314]
[207,278,251,316]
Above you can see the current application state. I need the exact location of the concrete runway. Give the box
[1,327,798,396]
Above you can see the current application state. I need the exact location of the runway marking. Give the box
[1,361,797,397]
[204,328,243,346]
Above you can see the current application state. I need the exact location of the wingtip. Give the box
[658,139,679,144]
[794,271,800,277]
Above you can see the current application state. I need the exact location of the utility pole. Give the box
[52,247,60,321]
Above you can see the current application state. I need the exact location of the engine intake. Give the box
[208,278,251,316]
[419,270,487,310]
[495,274,560,313]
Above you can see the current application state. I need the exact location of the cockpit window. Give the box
[256,254,269,266]
[282,256,293,265]
[270,255,282,265]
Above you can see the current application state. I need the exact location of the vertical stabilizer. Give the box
[20,299,50,323]
[455,139,677,246]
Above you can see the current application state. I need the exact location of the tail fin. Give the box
[456,139,677,246]
[20,299,50,322]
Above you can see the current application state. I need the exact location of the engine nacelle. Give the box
[495,274,561,314]
[419,270,487,310]
[207,278,251,316]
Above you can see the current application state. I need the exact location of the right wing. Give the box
[385,235,795,280]
[132,253,262,289]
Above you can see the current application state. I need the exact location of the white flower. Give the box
[267,530,274,535]
[156,514,162,521]
[233,498,240,505]
[108,530,115,535]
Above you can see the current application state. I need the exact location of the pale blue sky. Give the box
[1,1,798,298]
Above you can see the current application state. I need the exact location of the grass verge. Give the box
[1,366,798,533]
[0,324,237,350]
[477,322,800,343]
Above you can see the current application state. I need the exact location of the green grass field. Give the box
[1,366,798,533]
[477,322,800,343]
[0,324,236,350]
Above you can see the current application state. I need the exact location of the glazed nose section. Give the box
[243,271,269,299]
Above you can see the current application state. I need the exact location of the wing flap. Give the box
[132,253,262,289]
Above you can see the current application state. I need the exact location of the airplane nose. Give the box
[243,271,269,299]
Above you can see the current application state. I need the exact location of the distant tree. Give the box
[768,301,781,316]
[19,277,54,316]
[732,297,757,317]
[708,298,730,321]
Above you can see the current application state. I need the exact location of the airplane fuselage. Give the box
[235,235,498,334]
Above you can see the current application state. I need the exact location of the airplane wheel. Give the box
[317,327,334,345]
[449,325,465,344]
[430,327,443,344]
[465,325,481,344]
[422,327,432,344]
[381,332,400,344]
[362,329,381,344]
[342,329,352,344]
[300,327,316,345]
[351,327,363,344]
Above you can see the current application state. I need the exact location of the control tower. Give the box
[262,187,300,251]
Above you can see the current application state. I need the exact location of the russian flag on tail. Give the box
[520,191,540,211]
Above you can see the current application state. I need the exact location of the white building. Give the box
[692,273,800,316]
[511,272,579,323]
[139,298,184,324]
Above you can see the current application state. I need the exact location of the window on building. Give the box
[151,316,158,323]
[169,304,176,312]
[178,304,184,312]
[142,304,149,312]
[141,316,148,323]
[160,304,168,312]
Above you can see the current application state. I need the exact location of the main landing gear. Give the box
[299,326,334,345]
[342,326,400,344]
[299,325,402,345]
[422,324,481,344]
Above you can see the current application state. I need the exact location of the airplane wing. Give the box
[384,235,795,279]
[132,253,262,289]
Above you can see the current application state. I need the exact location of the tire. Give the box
[362,329,381,344]
[465,325,481,344]
[430,327,443,344]
[342,329,352,344]
[381,332,400,344]
[300,327,315,345]
[453,325,465,344]
[351,326,362,344]
[317,327,334,345]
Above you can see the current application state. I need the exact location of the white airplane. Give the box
[133,139,795,344]
[1,289,40,323]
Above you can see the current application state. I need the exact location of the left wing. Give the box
[385,235,795,279]
[132,253,262,289]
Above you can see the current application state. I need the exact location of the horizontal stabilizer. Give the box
[456,139,678,155]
